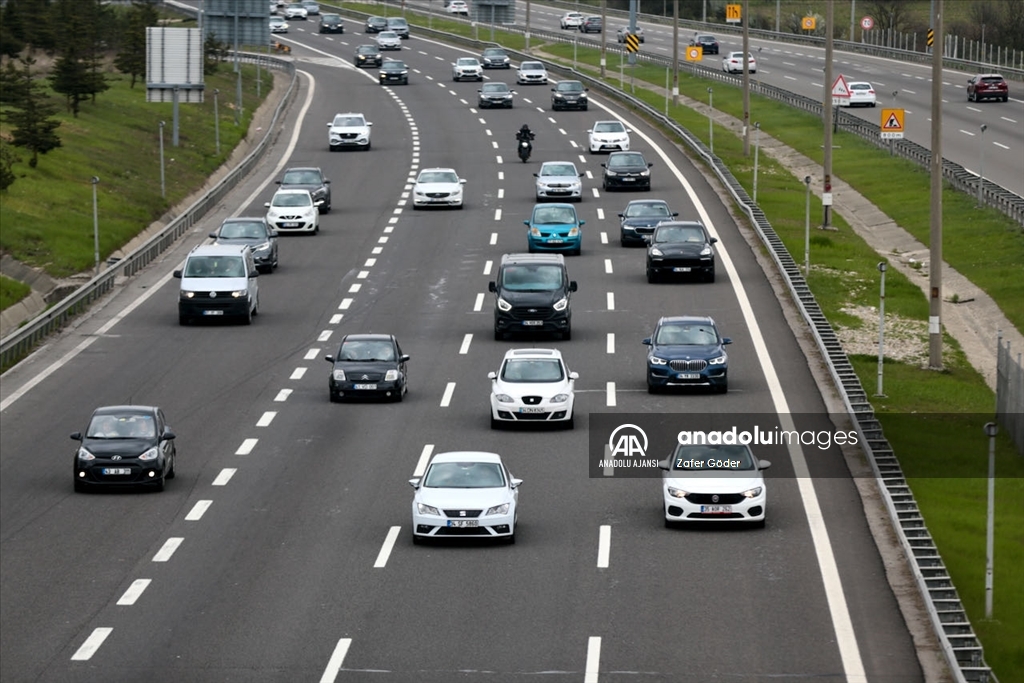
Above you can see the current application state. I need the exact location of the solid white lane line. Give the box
[185,500,212,521]
[585,636,601,683]
[339,298,353,310]
[274,389,292,402]
[117,579,151,606]
[495,208,503,220]
[483,260,493,275]
[607,333,615,354]
[318,638,353,683]
[606,292,615,310]
[71,628,113,661]
[414,444,434,477]
[606,382,616,407]
[374,526,401,568]
[490,232,498,245]
[459,334,473,354]
[304,349,320,360]
[440,382,456,407]
[597,525,611,568]
[604,259,613,274]
[152,537,183,562]
[601,232,608,244]
[474,293,485,311]
[290,367,307,380]
[256,411,276,427]
[236,438,258,455]
[596,208,605,220]
[213,468,236,486]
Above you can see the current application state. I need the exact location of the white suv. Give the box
[452,57,484,82]
[327,112,372,151]
[488,348,577,429]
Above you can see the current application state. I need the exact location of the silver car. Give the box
[535,161,583,203]
[452,57,484,82]
[376,31,402,51]
[517,61,548,85]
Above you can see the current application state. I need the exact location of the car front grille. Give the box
[685,492,746,504]
[657,256,706,269]
[521,396,542,405]
[443,509,482,518]
[435,527,491,536]
[509,306,555,321]
[669,359,708,372]
[349,372,384,382]
[275,213,305,220]
[337,133,359,139]
[426,192,450,198]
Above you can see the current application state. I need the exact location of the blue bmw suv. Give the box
[643,315,731,393]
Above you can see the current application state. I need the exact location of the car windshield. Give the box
[282,170,322,185]
[184,255,246,278]
[533,206,577,224]
[272,192,312,207]
[609,153,645,168]
[521,62,544,71]
[500,264,564,291]
[219,221,266,239]
[655,226,704,243]
[333,115,365,127]
[482,83,508,92]
[557,82,584,92]
[369,17,386,25]
[388,18,407,26]
[541,164,577,177]
[457,58,479,66]
[593,122,624,133]
[357,46,377,54]
[384,61,407,69]
[337,340,395,362]
[625,202,670,217]
[697,35,714,42]
[671,445,755,470]
[418,171,458,184]
[87,414,156,439]
[424,462,505,488]
[322,14,340,21]
[501,359,565,382]
[379,31,397,38]
[483,49,505,56]
[655,324,719,345]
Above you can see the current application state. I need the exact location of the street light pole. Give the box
[600,0,607,77]
[159,121,166,199]
[214,89,221,156]
[983,421,998,619]
[804,175,812,276]
[876,261,887,397]
[672,0,679,105]
[753,122,761,202]
[707,87,714,154]
[91,177,100,276]
[978,123,987,207]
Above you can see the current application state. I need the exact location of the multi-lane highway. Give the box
[1,15,926,682]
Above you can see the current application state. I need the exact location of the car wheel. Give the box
[494,327,504,341]
[457,202,464,210]
[365,141,371,151]
[242,305,252,325]
[314,222,320,235]
[705,268,715,283]
[581,105,588,111]
[166,454,176,479]
[74,479,86,493]
[151,477,165,492]
[412,530,422,545]
[572,245,581,256]
[647,379,659,394]
[506,530,516,544]
[1003,95,1008,102]
[664,517,677,529]
[319,203,330,214]
[716,380,728,394]
[565,413,575,430]
[754,518,766,529]
[329,391,340,403]
[562,324,572,341]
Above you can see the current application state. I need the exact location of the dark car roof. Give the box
[92,405,159,417]
[357,44,380,51]
[382,60,407,68]
[608,151,648,166]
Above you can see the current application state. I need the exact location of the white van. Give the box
[174,244,259,325]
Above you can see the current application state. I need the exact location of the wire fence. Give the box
[996,334,1024,456]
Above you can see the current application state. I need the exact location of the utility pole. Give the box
[600,0,607,78]
[742,0,750,156]
[850,0,855,41]
[628,0,638,66]
[525,0,531,52]
[822,0,834,228]
[929,0,944,369]
[672,0,679,105]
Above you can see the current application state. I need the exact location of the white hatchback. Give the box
[588,120,631,153]
[264,189,320,234]
[489,348,577,429]
[560,11,584,29]
[722,51,757,74]
[844,81,877,107]
[412,168,466,209]
[661,444,771,528]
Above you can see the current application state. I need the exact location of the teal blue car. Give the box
[525,203,583,255]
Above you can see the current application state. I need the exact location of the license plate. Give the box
[548,239,564,244]
[701,505,733,514]
[283,222,300,228]
[203,310,224,316]
[522,320,543,326]
[518,407,546,413]
[673,267,692,272]
[353,383,377,390]
[677,373,700,379]
[623,177,636,182]
[102,468,131,475]
[447,520,478,528]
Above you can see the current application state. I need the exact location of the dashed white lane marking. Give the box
[606,382,616,407]
[425,75,434,80]
[290,367,307,380]
[596,208,604,220]
[478,117,487,124]
[474,293,485,311]
[492,140,499,149]
[449,89,458,96]
[339,298,353,310]
[71,628,113,661]
[319,638,353,683]
[497,188,504,199]
[601,232,608,244]
[597,525,611,568]
[607,292,615,310]
[585,636,601,683]
[378,236,389,244]
[604,259,613,274]
[966,105,982,113]
[236,438,258,455]
[496,155,504,164]
[490,232,498,245]
[384,226,394,234]
[117,578,151,606]
[318,330,333,342]
[414,444,434,477]
[213,468,236,486]
[371,246,383,255]
[304,349,319,360]
[592,188,600,198]
[578,154,587,163]
[586,170,594,179]
[374,526,401,568]
[152,537,183,562]
[960,129,975,136]
[522,98,532,103]
[494,208,502,220]
[536,106,544,112]
[547,116,556,124]
[440,382,456,407]
[348,284,362,293]
[1001,116,1018,123]
[365,258,376,267]
[570,140,579,148]
[470,107,478,114]
[559,128,567,135]
[461,98,468,105]
[483,260,493,275]
[903,89,916,95]
[485,128,492,136]
[993,141,1010,150]
[607,333,615,354]
[357,270,370,279]
[274,389,292,402]
[185,500,213,521]
[459,334,473,354]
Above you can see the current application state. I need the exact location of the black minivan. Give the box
[488,253,578,341]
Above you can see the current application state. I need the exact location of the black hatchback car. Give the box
[355,44,383,68]
[551,80,588,111]
[645,221,717,282]
[209,217,279,273]
[72,406,177,492]
[325,334,410,402]
[480,47,511,69]
[365,15,387,32]
[618,199,678,246]
[380,60,409,85]
[319,13,344,33]
[602,151,653,191]
[690,34,720,54]
[277,166,331,213]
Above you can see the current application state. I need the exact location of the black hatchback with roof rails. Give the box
[551,80,588,111]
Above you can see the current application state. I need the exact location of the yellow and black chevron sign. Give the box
[625,33,640,53]
[927,28,934,47]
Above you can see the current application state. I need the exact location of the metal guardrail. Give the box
[0,54,298,371]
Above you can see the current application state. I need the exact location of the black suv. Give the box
[355,44,383,68]
[379,60,409,85]
[324,334,409,402]
[580,16,602,33]
[645,221,717,282]
[276,166,331,213]
[551,80,588,111]
[319,13,344,33]
[489,253,578,340]
[602,151,652,191]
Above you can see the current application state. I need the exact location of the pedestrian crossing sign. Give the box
[880,108,905,139]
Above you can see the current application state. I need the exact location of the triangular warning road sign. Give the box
[883,113,902,129]
[831,74,851,97]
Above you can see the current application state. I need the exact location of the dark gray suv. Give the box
[277,166,331,213]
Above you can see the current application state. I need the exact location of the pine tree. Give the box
[2,57,62,168]
[48,0,107,116]
[114,1,159,88]
[0,142,21,192]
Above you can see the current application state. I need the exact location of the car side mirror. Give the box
[477,89,482,93]
[248,270,258,278]
[209,232,217,239]
[400,354,410,362]
[710,237,718,244]
[758,459,772,470]
[269,230,279,238]
[569,371,579,380]
[533,173,539,178]
[510,478,523,489]
[722,337,733,345]
[617,213,625,218]
[658,459,670,470]
[579,220,586,226]
[585,88,589,92]
[161,430,176,441]
[264,201,271,208]
[324,355,335,363]
[275,180,282,185]
[643,235,652,244]
[642,337,652,345]
[523,220,530,226]
[324,179,331,184]
[488,371,497,380]
[569,281,578,292]
[367,122,373,126]
[578,173,584,178]
[70,432,83,441]
[488,281,497,292]
[173,270,182,279]
[460,179,467,184]
[408,478,420,489]
[600,164,607,168]
[648,163,654,168]
[587,129,593,133]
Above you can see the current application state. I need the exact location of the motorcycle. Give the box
[517,139,532,163]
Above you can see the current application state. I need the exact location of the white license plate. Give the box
[548,239,564,244]
[353,384,377,390]
[103,468,131,475]
[203,310,224,316]
[447,520,478,528]
[522,320,543,326]
[673,267,692,272]
[623,177,636,182]
[677,373,700,379]
[518,407,546,414]
[701,505,733,514]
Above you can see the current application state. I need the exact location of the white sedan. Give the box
[269,16,288,33]
[447,0,469,14]
[661,443,771,528]
[412,168,466,209]
[489,348,577,428]
[844,81,877,107]
[410,452,521,544]
[560,11,584,29]
[264,189,320,234]
[283,2,307,20]
[588,120,631,153]
[376,31,402,50]
[722,51,757,74]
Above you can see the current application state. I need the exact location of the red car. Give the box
[967,74,1008,103]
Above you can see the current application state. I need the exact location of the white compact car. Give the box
[452,57,484,81]
[661,443,771,528]
[534,161,583,202]
[327,112,372,151]
[412,168,466,209]
[588,120,631,153]
[447,0,469,14]
[410,451,521,543]
[264,189,320,234]
[269,16,288,33]
[560,11,584,29]
[844,81,877,107]
[516,61,548,85]
[376,30,402,50]
[489,348,577,429]
[283,3,307,20]
[722,51,757,74]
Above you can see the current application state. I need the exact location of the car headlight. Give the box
[530,227,541,236]
[497,297,512,311]
[415,190,426,196]
[77,447,95,461]
[650,247,664,256]
[649,356,668,366]
[708,354,727,365]
[138,447,159,461]
[579,93,588,99]
[553,93,564,99]
[667,486,688,499]
[605,170,617,176]
[550,393,570,403]
[385,369,399,381]
[742,486,763,498]
[640,170,650,177]
[485,503,510,515]
[567,227,579,237]
[417,503,441,516]
[700,246,712,256]
[229,290,246,298]
[553,297,568,311]
[493,393,515,403]
[252,241,271,253]
[180,291,196,300]
[332,369,346,381]
[400,70,408,75]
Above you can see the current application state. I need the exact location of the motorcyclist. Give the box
[516,124,535,161]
